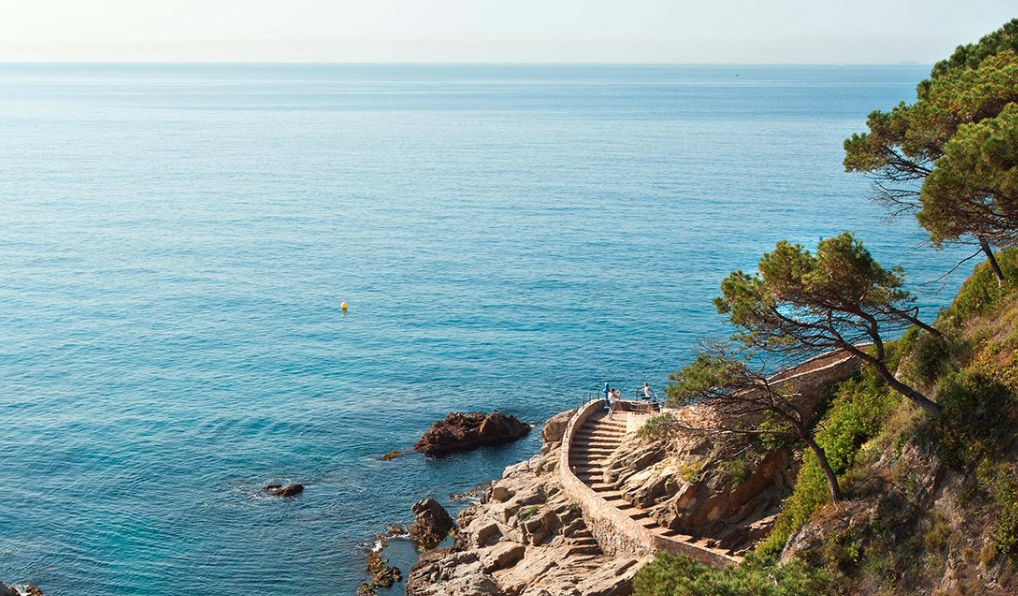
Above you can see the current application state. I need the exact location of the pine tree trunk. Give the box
[979,237,1005,286]
[804,436,842,504]
[876,362,942,416]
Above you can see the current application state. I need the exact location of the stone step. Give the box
[577,426,622,433]
[565,545,602,556]
[654,527,684,539]
[578,424,625,432]
[575,438,622,447]
[577,438,622,444]
[575,433,624,442]
[569,453,610,461]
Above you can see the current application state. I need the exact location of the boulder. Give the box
[540,409,575,454]
[409,498,455,549]
[366,551,403,588]
[414,412,530,456]
[0,584,15,596]
[264,483,304,497]
[386,524,407,537]
[480,542,525,572]
[489,485,513,502]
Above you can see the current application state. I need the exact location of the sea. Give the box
[0,64,973,595]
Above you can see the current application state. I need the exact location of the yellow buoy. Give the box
[341,301,348,311]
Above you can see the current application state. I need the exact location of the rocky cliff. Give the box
[406,410,648,596]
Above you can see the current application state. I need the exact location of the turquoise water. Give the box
[0,64,970,595]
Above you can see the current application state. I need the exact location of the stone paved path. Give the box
[569,408,739,562]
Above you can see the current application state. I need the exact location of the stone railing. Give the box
[559,348,864,568]
[558,399,739,567]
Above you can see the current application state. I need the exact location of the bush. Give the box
[945,248,1018,321]
[899,328,953,387]
[633,553,837,596]
[758,370,896,557]
[638,414,678,439]
[923,370,1016,469]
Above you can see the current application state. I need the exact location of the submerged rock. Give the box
[0,586,44,596]
[409,498,455,550]
[381,450,403,461]
[386,524,407,537]
[450,481,493,503]
[414,412,531,456]
[263,483,304,497]
[366,551,403,588]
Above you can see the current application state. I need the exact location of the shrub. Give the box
[633,552,837,596]
[923,370,1016,469]
[945,248,1018,321]
[758,370,896,557]
[638,414,677,439]
[899,328,953,388]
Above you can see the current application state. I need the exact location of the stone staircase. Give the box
[569,409,738,561]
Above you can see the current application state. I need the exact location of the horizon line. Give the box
[0,60,933,67]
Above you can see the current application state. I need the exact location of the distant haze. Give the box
[0,0,1015,63]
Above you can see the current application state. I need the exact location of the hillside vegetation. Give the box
[635,17,1018,596]
[635,250,1018,596]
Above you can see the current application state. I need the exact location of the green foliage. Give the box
[943,248,1018,320]
[516,505,540,521]
[633,553,837,596]
[924,512,952,553]
[991,478,1018,557]
[715,234,913,353]
[919,100,1018,248]
[721,454,754,485]
[666,353,746,407]
[898,327,953,387]
[922,370,1016,469]
[758,370,896,557]
[845,18,1018,258]
[677,461,704,483]
[932,17,1018,77]
[637,414,678,439]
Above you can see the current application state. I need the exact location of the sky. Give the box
[0,0,1015,64]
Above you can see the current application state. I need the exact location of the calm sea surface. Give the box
[0,64,971,595]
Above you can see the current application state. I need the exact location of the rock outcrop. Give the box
[264,483,304,497]
[406,412,646,596]
[409,498,455,549]
[415,412,531,456]
[600,406,797,556]
[0,585,44,596]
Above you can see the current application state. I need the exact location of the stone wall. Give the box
[558,348,863,569]
[558,400,739,567]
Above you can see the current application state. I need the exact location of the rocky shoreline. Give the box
[0,583,44,596]
[403,409,645,596]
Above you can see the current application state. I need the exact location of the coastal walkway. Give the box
[558,348,863,568]
[560,404,741,568]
